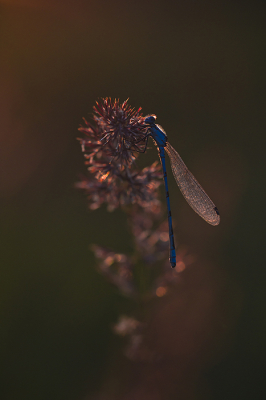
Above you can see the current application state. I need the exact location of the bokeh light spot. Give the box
[156,286,167,297]
[175,261,186,272]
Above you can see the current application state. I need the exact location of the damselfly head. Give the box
[144,115,157,125]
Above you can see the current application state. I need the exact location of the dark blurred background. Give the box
[0,1,266,399]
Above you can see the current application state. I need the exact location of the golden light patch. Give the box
[175,261,186,272]
[156,286,167,297]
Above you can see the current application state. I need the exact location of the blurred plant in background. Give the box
[77,98,189,362]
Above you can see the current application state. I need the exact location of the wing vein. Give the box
[165,142,220,226]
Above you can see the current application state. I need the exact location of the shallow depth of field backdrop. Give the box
[0,1,266,399]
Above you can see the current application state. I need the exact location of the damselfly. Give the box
[143,115,220,268]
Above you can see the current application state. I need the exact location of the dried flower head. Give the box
[77,98,163,210]
[92,98,148,165]
[78,98,147,170]
[76,161,163,211]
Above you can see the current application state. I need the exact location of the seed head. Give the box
[79,98,147,168]
[77,98,163,210]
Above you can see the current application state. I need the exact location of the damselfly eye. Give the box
[144,115,156,124]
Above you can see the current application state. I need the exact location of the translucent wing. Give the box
[165,142,220,226]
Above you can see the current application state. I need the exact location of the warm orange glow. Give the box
[105,256,114,266]
[156,286,167,297]
[175,261,186,272]
[100,172,110,181]
[159,232,169,242]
